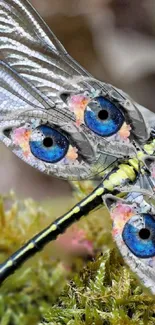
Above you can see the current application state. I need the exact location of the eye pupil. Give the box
[43,137,53,148]
[139,228,151,240]
[98,109,109,120]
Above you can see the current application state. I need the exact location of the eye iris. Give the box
[84,96,124,137]
[139,228,151,240]
[43,137,53,148]
[30,125,69,163]
[122,214,155,258]
[98,110,109,120]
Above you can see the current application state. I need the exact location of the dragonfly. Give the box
[1,0,155,294]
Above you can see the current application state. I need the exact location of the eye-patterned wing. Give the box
[105,192,155,295]
[0,0,92,103]
[0,0,122,180]
[0,61,105,180]
[0,0,151,142]
[0,0,154,181]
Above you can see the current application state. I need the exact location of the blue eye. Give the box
[122,214,155,258]
[84,96,124,137]
[29,125,69,163]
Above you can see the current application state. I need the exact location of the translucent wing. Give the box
[0,60,75,129]
[0,0,92,104]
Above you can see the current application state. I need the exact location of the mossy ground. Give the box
[0,182,155,325]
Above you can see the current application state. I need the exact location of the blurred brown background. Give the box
[1,0,155,200]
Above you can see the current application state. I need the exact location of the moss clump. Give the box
[42,251,155,325]
[0,184,155,325]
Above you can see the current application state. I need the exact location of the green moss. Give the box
[42,251,155,325]
[0,184,155,325]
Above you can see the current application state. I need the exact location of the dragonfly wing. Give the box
[0,60,100,180]
[0,60,85,178]
[0,61,50,115]
[105,192,155,294]
[0,0,150,181]
[0,0,92,105]
[0,0,102,180]
[0,60,72,133]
